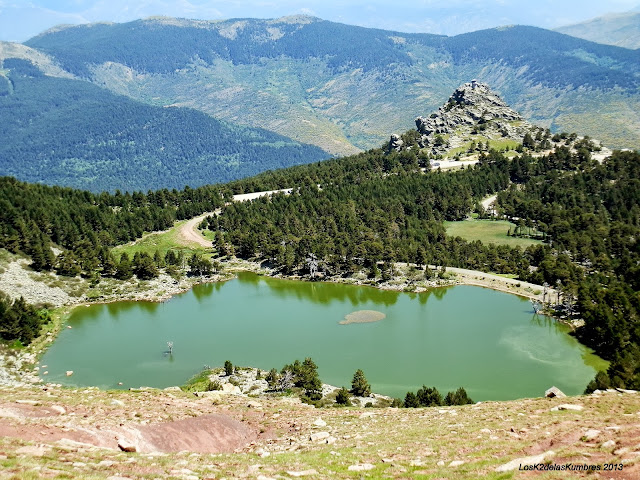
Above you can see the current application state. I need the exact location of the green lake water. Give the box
[40,272,605,401]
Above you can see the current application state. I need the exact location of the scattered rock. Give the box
[50,405,66,415]
[117,437,137,453]
[16,399,39,405]
[602,440,616,449]
[65,371,73,376]
[495,451,555,472]
[310,431,330,442]
[545,386,566,398]
[582,429,601,441]
[255,448,270,458]
[616,388,638,394]
[286,469,318,477]
[436,460,445,467]
[325,436,336,445]
[111,400,125,407]
[347,463,375,471]
[16,445,52,456]
[614,447,630,456]
[449,460,465,467]
[98,460,116,467]
[550,404,583,412]
[313,418,326,427]
[247,401,262,408]
[164,386,182,392]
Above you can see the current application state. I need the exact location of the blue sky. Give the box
[1,0,639,42]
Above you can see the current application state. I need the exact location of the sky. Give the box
[0,0,639,42]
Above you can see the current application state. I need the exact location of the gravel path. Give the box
[177,212,217,248]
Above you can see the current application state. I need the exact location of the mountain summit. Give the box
[409,81,537,156]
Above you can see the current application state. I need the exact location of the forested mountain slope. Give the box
[0,57,328,192]
[21,16,640,154]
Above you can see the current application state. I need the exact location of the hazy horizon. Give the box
[1,0,639,43]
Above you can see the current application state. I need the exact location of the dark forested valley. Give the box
[0,58,328,192]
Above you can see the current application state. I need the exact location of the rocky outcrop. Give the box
[387,134,404,152]
[411,81,539,156]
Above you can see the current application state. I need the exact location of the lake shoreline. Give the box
[0,254,552,387]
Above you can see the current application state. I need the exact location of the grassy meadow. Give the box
[445,219,542,248]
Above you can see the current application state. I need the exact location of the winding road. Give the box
[177,188,293,248]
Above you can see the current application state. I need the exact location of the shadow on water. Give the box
[70,301,159,326]
[105,301,160,316]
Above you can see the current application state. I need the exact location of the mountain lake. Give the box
[40,272,606,401]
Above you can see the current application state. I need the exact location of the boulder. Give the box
[309,431,330,442]
[495,451,555,472]
[49,405,66,415]
[313,418,326,427]
[388,134,404,152]
[582,429,601,441]
[221,383,241,394]
[545,386,566,398]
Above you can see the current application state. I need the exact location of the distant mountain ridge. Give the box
[17,16,640,155]
[555,12,640,49]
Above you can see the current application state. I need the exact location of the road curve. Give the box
[177,212,218,248]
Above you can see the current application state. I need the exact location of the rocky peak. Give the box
[406,81,537,156]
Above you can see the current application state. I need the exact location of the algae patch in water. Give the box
[340,310,386,325]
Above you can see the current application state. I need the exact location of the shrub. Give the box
[206,380,222,391]
[335,387,351,406]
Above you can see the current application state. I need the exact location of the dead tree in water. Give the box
[531,300,542,314]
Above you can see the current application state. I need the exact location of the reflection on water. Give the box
[41,274,605,401]
[235,271,426,307]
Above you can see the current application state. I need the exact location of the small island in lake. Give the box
[340,310,386,325]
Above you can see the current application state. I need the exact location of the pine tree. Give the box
[350,369,371,397]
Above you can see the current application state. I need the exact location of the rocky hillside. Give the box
[410,81,538,156]
[14,16,640,156]
[0,382,638,479]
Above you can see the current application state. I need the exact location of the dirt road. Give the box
[177,188,293,248]
[445,266,552,301]
[177,212,218,247]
